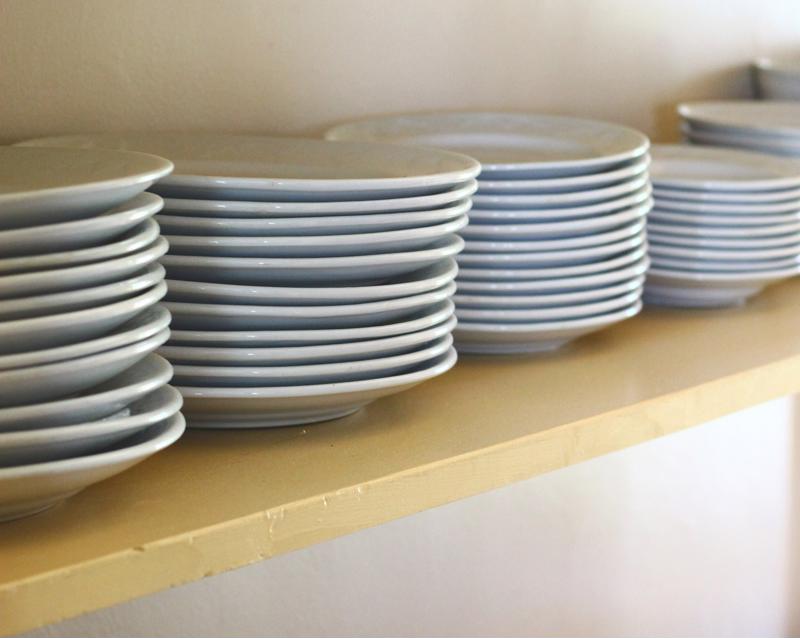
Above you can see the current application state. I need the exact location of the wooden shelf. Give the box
[4,278,800,635]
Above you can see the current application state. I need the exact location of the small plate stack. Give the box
[19,134,478,428]
[645,144,800,308]
[326,113,652,354]
[679,100,800,157]
[0,146,184,522]
[754,58,800,101]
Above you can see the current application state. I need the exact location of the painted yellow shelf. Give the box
[4,279,800,636]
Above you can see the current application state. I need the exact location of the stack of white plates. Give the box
[644,144,800,308]
[0,146,184,521]
[679,100,800,157]
[19,134,478,427]
[326,113,652,354]
[754,58,800,100]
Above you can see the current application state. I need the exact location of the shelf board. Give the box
[4,279,800,635]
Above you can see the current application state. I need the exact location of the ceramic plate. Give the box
[0,413,184,521]
[161,235,464,285]
[0,329,169,408]
[165,282,456,330]
[678,101,800,138]
[0,354,173,431]
[653,195,800,215]
[169,300,454,347]
[649,208,800,227]
[648,227,800,249]
[652,184,800,204]
[647,218,800,239]
[163,215,468,258]
[177,349,457,428]
[650,253,800,272]
[162,181,478,216]
[326,112,649,178]
[454,302,642,354]
[19,133,481,201]
[0,146,172,229]
[0,385,182,466]
[683,127,800,157]
[649,242,800,262]
[160,315,457,366]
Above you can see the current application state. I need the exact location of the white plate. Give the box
[650,143,800,191]
[173,335,452,387]
[475,156,650,194]
[461,200,652,241]
[161,235,464,285]
[649,242,800,262]
[0,263,165,321]
[647,218,800,239]
[162,181,478,216]
[0,282,165,356]
[459,233,645,268]
[165,258,457,306]
[652,184,800,203]
[0,219,160,275]
[166,281,456,330]
[456,288,641,322]
[467,189,651,222]
[160,315,457,366]
[463,219,645,253]
[0,237,166,299]
[454,276,645,309]
[650,253,800,272]
[163,215,468,258]
[454,301,642,355]
[19,133,481,201]
[0,146,172,229]
[472,173,649,208]
[683,126,800,157]
[0,412,184,521]
[0,329,169,408]
[458,245,648,281]
[653,195,800,215]
[0,385,182,466]
[649,208,800,227]
[0,354,173,431]
[0,193,162,257]
[456,257,650,295]
[648,227,800,249]
[169,300,454,347]
[326,112,649,177]
[678,101,800,138]
[0,304,169,369]
[157,200,470,236]
[177,349,457,428]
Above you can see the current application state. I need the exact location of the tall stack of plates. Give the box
[326,113,652,354]
[0,146,184,521]
[754,58,800,100]
[679,100,800,157]
[19,134,478,428]
[644,144,800,308]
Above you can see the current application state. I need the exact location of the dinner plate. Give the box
[455,257,650,295]
[454,276,645,308]
[649,242,800,262]
[648,227,800,249]
[177,348,457,428]
[162,180,478,216]
[0,304,170,369]
[475,156,650,194]
[0,354,173,431]
[652,196,800,215]
[165,282,456,330]
[0,413,184,522]
[169,300,454,347]
[326,112,649,178]
[649,208,800,227]
[456,288,641,322]
[0,193,162,257]
[160,315,457,366]
[160,235,464,285]
[0,385,182,466]
[453,301,642,354]
[652,184,800,204]
[0,219,160,275]
[172,335,452,387]
[0,263,165,321]
[156,199,470,236]
[0,146,172,228]
[461,200,652,241]
[163,215,468,258]
[0,282,166,355]
[471,173,649,209]
[646,218,800,239]
[683,126,800,157]
[19,133,481,201]
[650,253,800,272]
[678,101,800,138]
[0,329,169,408]
[165,258,457,306]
